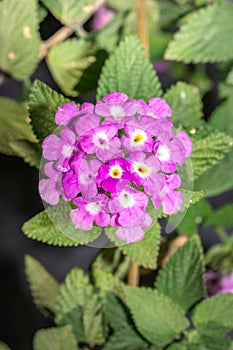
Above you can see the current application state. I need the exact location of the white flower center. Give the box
[156,144,170,161]
[109,164,123,178]
[133,162,151,178]
[86,201,101,215]
[130,129,147,147]
[62,145,75,157]
[119,189,135,208]
[93,131,109,149]
[110,105,124,121]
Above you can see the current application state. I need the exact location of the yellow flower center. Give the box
[133,133,143,143]
[137,165,147,175]
[109,165,122,178]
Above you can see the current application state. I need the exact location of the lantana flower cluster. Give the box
[39,92,192,243]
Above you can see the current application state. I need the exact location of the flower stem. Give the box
[136,0,149,57]
[127,261,140,286]
[39,0,105,59]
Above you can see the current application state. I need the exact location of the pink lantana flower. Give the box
[55,101,94,126]
[39,162,63,205]
[161,174,183,214]
[39,91,193,244]
[42,128,78,173]
[79,124,121,162]
[109,181,149,228]
[98,158,133,192]
[95,92,138,127]
[71,195,110,230]
[122,117,157,153]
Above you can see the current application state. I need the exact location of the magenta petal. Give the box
[70,208,93,230]
[148,97,172,118]
[62,171,79,200]
[95,211,110,227]
[75,114,100,136]
[102,92,128,103]
[55,102,79,126]
[176,130,192,157]
[42,134,63,160]
[162,190,183,214]
[39,178,60,205]
[116,226,145,243]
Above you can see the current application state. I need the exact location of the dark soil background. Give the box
[0,13,233,350]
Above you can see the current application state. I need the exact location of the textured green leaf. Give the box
[164,82,203,128]
[92,269,126,302]
[191,127,233,179]
[105,221,161,269]
[103,292,130,330]
[125,287,189,346]
[177,199,212,235]
[0,341,11,350]
[193,293,233,336]
[83,293,105,345]
[167,344,187,350]
[0,0,40,80]
[195,95,233,195]
[28,80,69,142]
[33,325,77,350]
[97,35,162,101]
[0,97,38,158]
[40,0,97,26]
[22,210,78,247]
[158,0,191,30]
[156,235,205,312]
[185,331,232,350]
[47,39,96,97]
[55,267,93,342]
[55,267,105,345]
[104,326,148,350]
[205,204,233,228]
[10,140,41,168]
[25,255,60,317]
[105,0,134,11]
[165,2,233,63]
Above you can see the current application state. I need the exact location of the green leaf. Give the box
[205,204,233,228]
[28,80,69,142]
[226,68,233,86]
[47,39,96,97]
[33,325,77,350]
[177,199,212,235]
[104,326,148,350]
[25,255,60,317]
[10,140,41,168]
[75,50,108,94]
[38,3,48,23]
[193,293,233,336]
[209,94,233,137]
[0,97,38,158]
[156,235,205,312]
[185,330,232,350]
[167,344,187,350]
[103,292,130,330]
[165,2,233,63]
[125,287,189,346]
[0,341,11,350]
[164,82,203,128]
[22,210,78,247]
[55,267,104,344]
[191,126,233,179]
[40,0,97,26]
[97,35,162,101]
[194,95,233,195]
[105,221,161,269]
[55,268,93,341]
[92,269,126,302]
[0,0,40,80]
[83,293,105,345]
